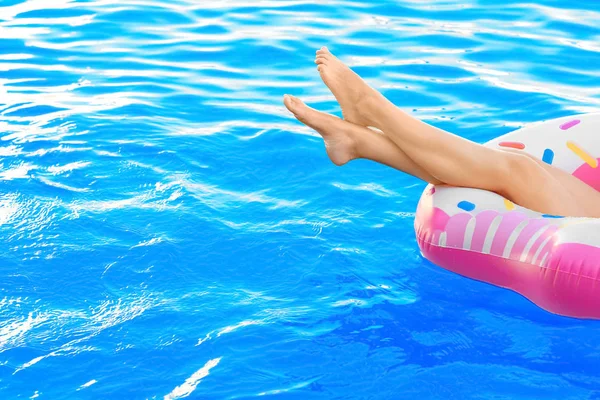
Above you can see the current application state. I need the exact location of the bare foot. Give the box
[315,47,384,127]
[283,94,357,166]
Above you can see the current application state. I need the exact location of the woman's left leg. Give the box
[314,48,583,216]
[346,93,582,216]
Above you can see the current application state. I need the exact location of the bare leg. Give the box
[499,149,600,217]
[315,48,586,216]
[315,46,512,189]
[283,95,442,184]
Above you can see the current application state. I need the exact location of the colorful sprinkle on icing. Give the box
[499,141,525,150]
[542,214,564,219]
[504,198,515,211]
[542,149,554,165]
[559,119,580,130]
[567,140,598,168]
[457,201,476,212]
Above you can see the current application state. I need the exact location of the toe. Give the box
[287,97,312,122]
[315,56,327,65]
[290,95,303,107]
[283,95,306,114]
[283,94,295,112]
[316,46,329,55]
[317,64,329,75]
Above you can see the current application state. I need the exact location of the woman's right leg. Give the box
[315,48,582,216]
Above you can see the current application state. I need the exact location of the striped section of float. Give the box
[439,210,558,266]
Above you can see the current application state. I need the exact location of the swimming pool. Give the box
[1,0,600,398]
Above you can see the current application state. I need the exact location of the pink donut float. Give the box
[415,113,600,319]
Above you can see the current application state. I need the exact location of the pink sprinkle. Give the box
[560,119,580,130]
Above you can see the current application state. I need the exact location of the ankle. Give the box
[361,93,389,129]
[344,128,362,160]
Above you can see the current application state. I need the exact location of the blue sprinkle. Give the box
[542,214,564,218]
[542,149,554,165]
[457,201,476,212]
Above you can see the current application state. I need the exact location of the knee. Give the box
[500,148,544,168]
[499,152,541,194]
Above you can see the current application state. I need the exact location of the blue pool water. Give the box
[1,0,600,398]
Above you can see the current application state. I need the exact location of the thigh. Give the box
[500,149,599,216]
[499,151,583,217]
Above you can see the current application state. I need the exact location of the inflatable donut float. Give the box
[415,113,600,319]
